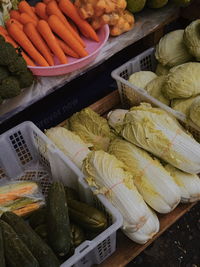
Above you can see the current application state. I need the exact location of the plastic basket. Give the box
[0,121,123,267]
[111,47,200,142]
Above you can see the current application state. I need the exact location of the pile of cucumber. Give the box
[0,181,108,267]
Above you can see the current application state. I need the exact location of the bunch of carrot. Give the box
[0,0,99,67]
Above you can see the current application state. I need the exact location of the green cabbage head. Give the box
[163,62,200,99]
[128,71,157,89]
[155,30,192,67]
[183,19,200,61]
[145,75,170,105]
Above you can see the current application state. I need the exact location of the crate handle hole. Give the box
[79,245,89,253]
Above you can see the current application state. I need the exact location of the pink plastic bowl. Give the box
[28,25,110,76]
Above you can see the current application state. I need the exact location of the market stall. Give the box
[0,0,200,266]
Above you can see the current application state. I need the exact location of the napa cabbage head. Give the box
[108,103,200,173]
[45,126,91,169]
[108,138,181,213]
[165,164,200,203]
[145,75,170,105]
[68,108,115,151]
[123,208,159,244]
[82,150,150,232]
[155,30,192,67]
[183,19,200,61]
[163,62,200,99]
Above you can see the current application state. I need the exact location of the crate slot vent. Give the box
[9,131,32,165]
[140,55,152,70]
[97,238,112,260]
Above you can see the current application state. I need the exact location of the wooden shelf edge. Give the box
[98,202,197,267]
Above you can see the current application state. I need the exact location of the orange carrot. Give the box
[55,37,79,58]
[19,12,38,26]
[0,28,35,66]
[35,2,48,20]
[18,1,39,21]
[48,15,88,58]
[20,52,36,66]
[24,22,54,66]
[37,20,67,64]
[59,0,99,42]
[9,10,21,21]
[42,0,52,4]
[13,202,41,216]
[32,6,35,13]
[0,25,8,36]
[68,19,79,34]
[6,18,23,30]
[8,23,49,66]
[46,0,85,48]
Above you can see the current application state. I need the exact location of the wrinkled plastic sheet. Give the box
[0,5,179,123]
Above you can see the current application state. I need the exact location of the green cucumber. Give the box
[0,220,39,267]
[71,223,85,247]
[34,224,48,241]
[64,186,79,201]
[29,207,46,229]
[0,226,5,267]
[47,182,72,257]
[68,200,108,232]
[1,212,59,267]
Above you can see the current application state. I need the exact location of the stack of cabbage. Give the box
[45,106,200,245]
[127,19,200,129]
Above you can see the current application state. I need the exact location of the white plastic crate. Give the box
[0,121,123,267]
[112,47,200,142]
